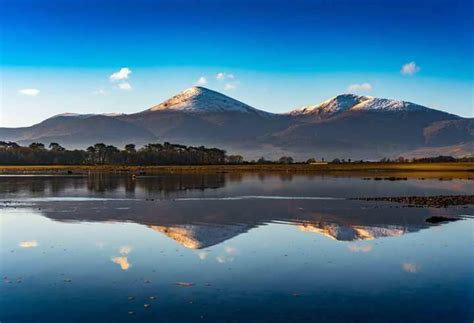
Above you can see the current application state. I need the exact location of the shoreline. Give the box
[0,162,473,178]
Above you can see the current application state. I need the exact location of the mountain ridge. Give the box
[1,86,472,159]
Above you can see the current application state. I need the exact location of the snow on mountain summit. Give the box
[148,87,270,116]
[350,97,428,112]
[290,94,430,117]
[290,94,371,116]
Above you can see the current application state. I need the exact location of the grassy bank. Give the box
[0,162,473,177]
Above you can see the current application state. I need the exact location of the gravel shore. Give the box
[352,195,474,207]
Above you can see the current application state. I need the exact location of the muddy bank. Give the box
[352,195,474,207]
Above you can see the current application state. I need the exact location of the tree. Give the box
[124,144,136,154]
[29,142,45,150]
[278,156,294,164]
[0,141,238,166]
[306,158,316,164]
[227,155,244,164]
[49,142,65,152]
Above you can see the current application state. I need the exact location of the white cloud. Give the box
[92,89,106,95]
[401,61,420,75]
[196,76,207,86]
[118,82,132,91]
[110,67,132,81]
[348,83,372,92]
[18,89,40,96]
[224,83,236,91]
[216,72,235,81]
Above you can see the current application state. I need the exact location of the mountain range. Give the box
[1,86,472,159]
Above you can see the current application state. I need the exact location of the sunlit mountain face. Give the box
[1,87,472,159]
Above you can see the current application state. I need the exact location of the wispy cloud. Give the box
[18,89,40,96]
[110,67,132,81]
[117,82,132,90]
[196,76,207,86]
[348,83,372,92]
[401,61,420,76]
[92,89,106,95]
[224,83,236,91]
[216,72,234,81]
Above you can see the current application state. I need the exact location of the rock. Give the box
[426,216,460,224]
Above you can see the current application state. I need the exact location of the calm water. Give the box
[1,174,473,322]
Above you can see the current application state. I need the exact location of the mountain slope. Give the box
[270,94,469,158]
[0,87,471,158]
[0,114,157,148]
[289,94,371,121]
[122,87,292,147]
[148,86,271,116]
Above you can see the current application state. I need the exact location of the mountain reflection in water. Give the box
[1,173,472,249]
[4,194,470,249]
[1,173,473,323]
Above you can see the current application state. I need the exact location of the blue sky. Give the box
[1,0,472,127]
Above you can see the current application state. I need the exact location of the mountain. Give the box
[289,94,372,121]
[0,114,157,148]
[147,86,270,116]
[1,87,472,159]
[271,94,471,159]
[121,87,290,147]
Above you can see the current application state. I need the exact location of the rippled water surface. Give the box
[1,174,473,322]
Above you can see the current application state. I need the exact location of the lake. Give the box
[1,173,473,322]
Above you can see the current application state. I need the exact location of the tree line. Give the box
[0,142,235,165]
[0,141,471,165]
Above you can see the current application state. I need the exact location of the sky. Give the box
[0,0,473,127]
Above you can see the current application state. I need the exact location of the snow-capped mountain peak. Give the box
[350,98,427,112]
[290,94,431,118]
[148,86,270,116]
[290,94,372,116]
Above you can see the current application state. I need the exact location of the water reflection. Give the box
[2,173,472,249]
[1,174,472,322]
[1,173,473,200]
[4,196,469,248]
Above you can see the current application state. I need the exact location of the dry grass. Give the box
[0,162,473,178]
